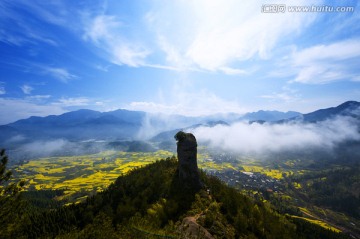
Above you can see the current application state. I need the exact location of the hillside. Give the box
[1,157,350,239]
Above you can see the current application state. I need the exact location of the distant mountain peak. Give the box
[301,100,360,122]
[337,100,360,110]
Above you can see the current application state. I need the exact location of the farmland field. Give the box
[13,150,314,197]
[11,151,237,199]
[13,150,287,202]
[14,150,175,201]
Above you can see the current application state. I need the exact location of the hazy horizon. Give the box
[1,100,358,125]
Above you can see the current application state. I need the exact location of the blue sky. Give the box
[1,0,360,124]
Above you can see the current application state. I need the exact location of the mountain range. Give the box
[240,110,301,122]
[1,101,359,151]
[298,101,360,122]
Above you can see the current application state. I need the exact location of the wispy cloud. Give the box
[17,1,69,27]
[219,67,248,76]
[127,90,247,116]
[291,39,360,84]
[94,64,111,72]
[83,14,150,67]
[0,1,59,47]
[261,86,301,102]
[43,67,77,83]
[0,82,5,95]
[84,15,120,43]
[20,84,33,94]
[142,63,184,72]
[26,95,51,100]
[261,93,297,102]
[53,97,90,107]
[0,29,28,46]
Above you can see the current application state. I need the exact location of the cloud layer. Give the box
[192,115,360,155]
[127,90,247,117]
[291,39,360,84]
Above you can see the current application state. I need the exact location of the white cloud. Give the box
[142,63,183,72]
[127,90,247,116]
[20,84,33,94]
[147,0,321,72]
[0,95,111,124]
[291,39,360,84]
[193,115,360,155]
[156,35,187,70]
[83,14,150,67]
[293,40,360,64]
[219,67,248,76]
[84,15,120,43]
[77,0,324,73]
[0,98,66,125]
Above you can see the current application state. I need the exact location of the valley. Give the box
[9,146,360,238]
[13,150,174,203]
[2,0,360,237]
[1,101,360,238]
[207,152,360,238]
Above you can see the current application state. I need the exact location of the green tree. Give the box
[0,149,25,196]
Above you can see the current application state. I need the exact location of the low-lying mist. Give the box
[8,139,98,162]
[192,116,360,155]
[136,112,202,139]
[7,138,158,163]
[4,108,360,163]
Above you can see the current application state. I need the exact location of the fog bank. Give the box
[192,116,360,154]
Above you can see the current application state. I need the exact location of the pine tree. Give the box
[0,149,25,196]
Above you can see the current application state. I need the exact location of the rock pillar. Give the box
[174,131,201,189]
